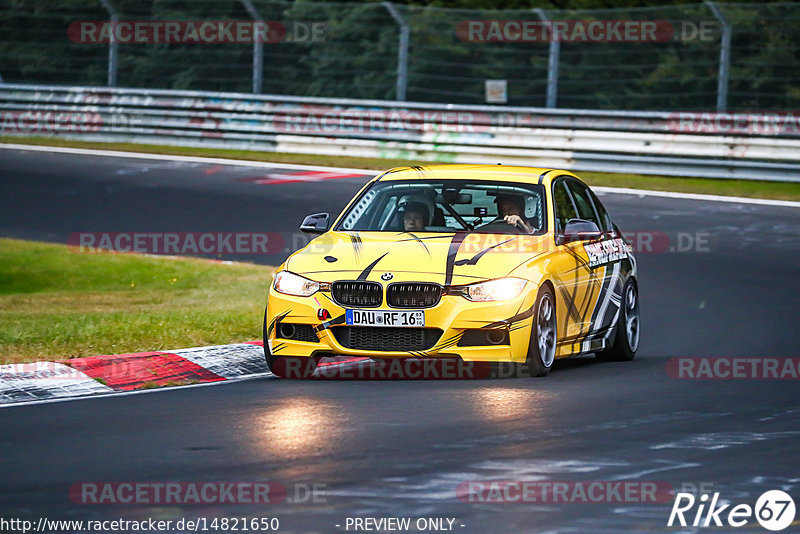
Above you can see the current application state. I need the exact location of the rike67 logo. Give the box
[668,490,796,531]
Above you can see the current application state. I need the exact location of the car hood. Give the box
[285,231,551,285]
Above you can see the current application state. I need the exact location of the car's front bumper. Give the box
[265,284,537,363]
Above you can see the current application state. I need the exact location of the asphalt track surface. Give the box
[1,146,799,533]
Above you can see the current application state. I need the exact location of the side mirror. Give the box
[557,218,602,245]
[300,213,330,234]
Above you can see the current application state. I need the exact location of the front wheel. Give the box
[262,310,319,378]
[526,285,557,377]
[596,277,640,362]
[262,309,280,373]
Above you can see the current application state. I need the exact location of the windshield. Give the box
[335,180,547,235]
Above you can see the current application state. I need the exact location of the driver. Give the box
[401,201,430,232]
[488,193,534,234]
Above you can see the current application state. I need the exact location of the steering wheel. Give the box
[477,220,527,234]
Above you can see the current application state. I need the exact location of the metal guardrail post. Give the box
[535,9,560,108]
[383,2,409,101]
[241,0,264,94]
[706,1,732,112]
[99,0,118,86]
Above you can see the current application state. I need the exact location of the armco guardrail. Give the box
[1,84,799,182]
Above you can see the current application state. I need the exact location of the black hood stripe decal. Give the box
[444,231,469,287]
[454,237,517,267]
[397,232,431,257]
[357,252,389,281]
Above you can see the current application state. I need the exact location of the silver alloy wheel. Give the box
[624,283,640,352]
[537,293,556,367]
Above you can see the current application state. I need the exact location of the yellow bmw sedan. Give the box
[264,164,639,377]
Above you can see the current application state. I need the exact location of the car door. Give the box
[550,178,599,354]
[582,186,630,344]
[564,180,626,351]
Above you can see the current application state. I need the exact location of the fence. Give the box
[2,84,799,181]
[1,1,799,112]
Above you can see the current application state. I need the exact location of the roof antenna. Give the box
[497,162,502,165]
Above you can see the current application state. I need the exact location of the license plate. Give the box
[345,309,424,328]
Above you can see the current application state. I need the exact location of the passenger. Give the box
[401,202,430,232]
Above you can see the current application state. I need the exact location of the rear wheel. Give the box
[526,285,557,377]
[596,277,639,362]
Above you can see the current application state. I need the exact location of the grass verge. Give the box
[3,136,800,202]
[0,238,273,365]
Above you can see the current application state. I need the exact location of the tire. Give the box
[263,309,319,378]
[596,277,640,362]
[262,308,280,374]
[526,285,557,377]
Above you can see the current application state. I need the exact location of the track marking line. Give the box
[593,186,800,208]
[237,170,365,186]
[0,143,377,175]
[2,143,798,207]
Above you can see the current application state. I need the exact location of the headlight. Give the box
[462,277,527,302]
[273,271,319,297]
